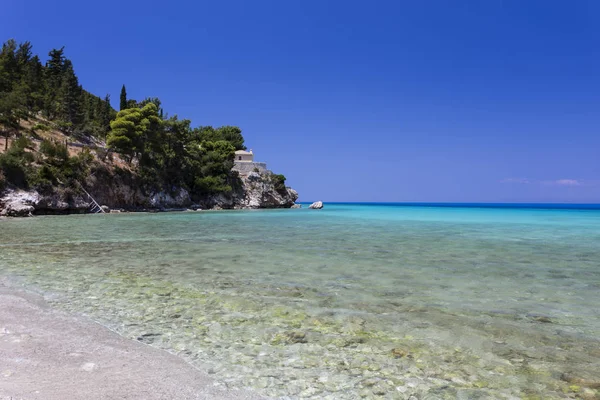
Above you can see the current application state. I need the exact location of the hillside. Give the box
[0,40,297,216]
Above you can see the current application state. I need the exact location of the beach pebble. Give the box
[80,362,97,372]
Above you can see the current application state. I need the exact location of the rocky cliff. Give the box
[0,169,298,217]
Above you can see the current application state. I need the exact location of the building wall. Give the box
[233,161,268,175]
[235,153,254,162]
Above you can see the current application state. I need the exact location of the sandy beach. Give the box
[0,283,264,400]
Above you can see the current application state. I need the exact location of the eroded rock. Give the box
[309,201,323,209]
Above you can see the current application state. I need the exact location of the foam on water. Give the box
[1,203,599,398]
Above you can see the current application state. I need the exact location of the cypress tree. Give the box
[102,94,112,135]
[119,84,127,111]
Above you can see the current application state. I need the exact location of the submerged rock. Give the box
[309,201,323,209]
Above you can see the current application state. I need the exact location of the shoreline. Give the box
[0,280,264,400]
[0,205,301,218]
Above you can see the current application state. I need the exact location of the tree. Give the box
[107,103,162,162]
[139,97,163,119]
[0,90,24,150]
[194,125,246,150]
[100,94,112,134]
[216,126,245,150]
[0,39,18,93]
[44,47,66,118]
[23,55,44,112]
[119,84,127,111]
[192,140,236,194]
[58,59,82,127]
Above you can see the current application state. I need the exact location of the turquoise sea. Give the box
[1,203,600,399]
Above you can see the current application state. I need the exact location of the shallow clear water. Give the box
[1,204,600,399]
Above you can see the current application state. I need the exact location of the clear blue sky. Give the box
[3,0,599,202]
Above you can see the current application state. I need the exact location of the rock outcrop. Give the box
[309,201,323,209]
[0,169,298,216]
[0,189,90,216]
[0,190,38,217]
[237,172,298,209]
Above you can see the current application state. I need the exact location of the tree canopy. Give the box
[0,39,259,199]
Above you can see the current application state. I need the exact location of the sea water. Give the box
[1,203,599,399]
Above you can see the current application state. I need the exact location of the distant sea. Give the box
[1,203,599,399]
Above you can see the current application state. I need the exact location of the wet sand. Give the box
[0,285,264,400]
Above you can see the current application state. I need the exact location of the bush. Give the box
[271,173,286,192]
[0,169,5,191]
[31,123,50,133]
[195,175,232,194]
[39,139,69,161]
[13,135,33,151]
[54,120,73,134]
[0,151,28,188]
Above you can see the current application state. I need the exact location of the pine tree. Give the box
[45,47,65,90]
[58,59,82,128]
[23,55,44,112]
[0,39,18,93]
[44,47,66,118]
[102,94,112,133]
[119,84,127,111]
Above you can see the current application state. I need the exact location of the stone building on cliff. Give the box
[233,149,268,175]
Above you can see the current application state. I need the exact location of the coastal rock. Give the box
[0,188,91,216]
[0,190,38,217]
[232,171,298,209]
[0,167,299,216]
[309,201,323,209]
[149,188,191,209]
[291,204,302,209]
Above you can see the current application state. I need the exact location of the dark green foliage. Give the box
[0,40,115,139]
[0,168,5,191]
[119,84,127,111]
[39,139,68,160]
[29,140,93,190]
[0,134,93,191]
[271,173,287,193]
[193,125,246,150]
[0,39,269,201]
[0,89,25,149]
[0,137,33,187]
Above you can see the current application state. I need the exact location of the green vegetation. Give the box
[271,173,287,193]
[0,39,271,199]
[0,134,94,192]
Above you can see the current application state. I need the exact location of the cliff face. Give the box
[0,170,298,217]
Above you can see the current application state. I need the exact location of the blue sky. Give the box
[3,0,599,202]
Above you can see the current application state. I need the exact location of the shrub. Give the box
[0,169,5,191]
[0,151,28,188]
[14,135,33,151]
[271,173,286,192]
[54,120,73,134]
[39,139,69,161]
[195,175,232,194]
[31,123,50,133]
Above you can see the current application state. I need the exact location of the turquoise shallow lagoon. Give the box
[1,203,600,399]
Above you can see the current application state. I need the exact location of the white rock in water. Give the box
[309,201,323,209]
